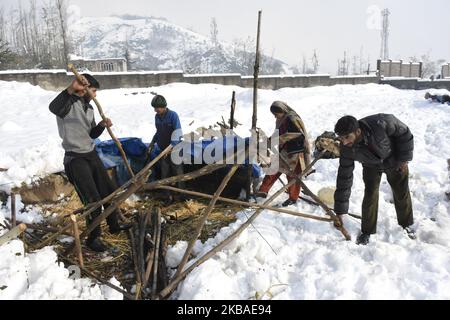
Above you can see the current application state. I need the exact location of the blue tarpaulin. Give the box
[95,137,261,186]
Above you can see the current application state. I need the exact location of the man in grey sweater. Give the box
[49,74,129,252]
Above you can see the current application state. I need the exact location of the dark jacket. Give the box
[279,116,306,154]
[334,113,414,214]
[151,108,182,150]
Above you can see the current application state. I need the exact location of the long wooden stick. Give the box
[142,213,157,290]
[11,192,16,228]
[137,213,145,285]
[157,152,323,299]
[70,215,84,268]
[247,10,262,201]
[252,10,262,130]
[229,91,236,130]
[67,64,134,178]
[34,145,172,250]
[298,181,351,240]
[158,224,169,290]
[155,185,332,222]
[143,164,228,191]
[174,165,239,279]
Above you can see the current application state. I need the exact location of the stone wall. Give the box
[442,64,450,78]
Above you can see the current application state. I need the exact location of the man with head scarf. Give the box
[255,101,311,207]
[150,94,184,206]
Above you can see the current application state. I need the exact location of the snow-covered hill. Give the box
[0,80,449,299]
[69,15,291,75]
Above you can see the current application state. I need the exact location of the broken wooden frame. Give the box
[33,144,173,251]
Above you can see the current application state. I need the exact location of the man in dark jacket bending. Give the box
[333,114,415,245]
[49,74,129,252]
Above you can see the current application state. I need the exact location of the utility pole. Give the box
[338,51,348,76]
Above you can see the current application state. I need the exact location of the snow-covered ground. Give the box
[0,80,449,299]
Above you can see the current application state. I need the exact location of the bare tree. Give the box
[0,39,17,70]
[210,17,219,49]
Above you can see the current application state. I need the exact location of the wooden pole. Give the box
[247,10,262,201]
[19,221,135,300]
[174,165,239,279]
[70,214,84,268]
[298,181,351,240]
[157,152,323,299]
[158,224,169,289]
[277,150,351,240]
[10,192,16,228]
[142,215,157,290]
[143,164,228,191]
[34,145,172,251]
[156,185,331,222]
[229,91,236,130]
[15,222,70,234]
[128,229,141,300]
[0,223,27,246]
[65,172,150,255]
[151,208,162,298]
[67,64,134,178]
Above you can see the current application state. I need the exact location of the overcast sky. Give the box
[1,0,449,74]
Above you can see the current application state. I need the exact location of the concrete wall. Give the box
[378,59,422,78]
[2,69,449,91]
[70,58,127,72]
[381,78,450,90]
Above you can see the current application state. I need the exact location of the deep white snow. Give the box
[0,79,449,300]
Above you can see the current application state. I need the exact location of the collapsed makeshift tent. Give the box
[95,137,262,198]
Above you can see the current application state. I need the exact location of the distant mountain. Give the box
[69,15,292,74]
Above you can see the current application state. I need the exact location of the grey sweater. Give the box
[49,89,105,155]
